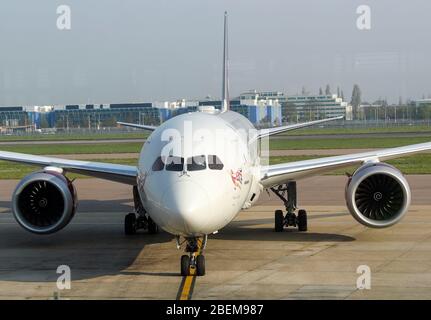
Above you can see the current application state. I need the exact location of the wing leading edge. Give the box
[260,142,431,188]
[0,151,137,185]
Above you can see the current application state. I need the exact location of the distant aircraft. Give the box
[1,12,429,276]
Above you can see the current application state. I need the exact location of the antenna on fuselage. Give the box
[221,11,230,113]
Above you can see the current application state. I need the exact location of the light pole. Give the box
[394,105,397,123]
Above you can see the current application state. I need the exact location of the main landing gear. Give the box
[271,181,307,232]
[124,186,159,235]
[177,235,207,276]
[124,212,159,235]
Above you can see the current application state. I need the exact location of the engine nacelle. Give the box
[12,170,77,234]
[345,162,411,228]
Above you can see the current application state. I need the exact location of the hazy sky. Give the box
[0,0,430,106]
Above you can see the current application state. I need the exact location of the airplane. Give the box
[1,12,431,276]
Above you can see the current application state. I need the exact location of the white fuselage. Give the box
[136,110,263,236]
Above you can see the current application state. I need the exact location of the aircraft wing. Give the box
[260,142,431,188]
[117,122,157,131]
[0,151,137,185]
[256,116,343,139]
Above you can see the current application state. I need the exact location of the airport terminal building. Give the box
[285,94,353,121]
[199,90,283,127]
[0,90,352,132]
[0,103,161,132]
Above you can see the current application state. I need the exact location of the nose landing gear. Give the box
[178,235,207,276]
[271,181,308,232]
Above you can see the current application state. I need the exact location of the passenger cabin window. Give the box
[208,155,224,170]
[187,155,206,171]
[165,156,184,171]
[152,156,165,171]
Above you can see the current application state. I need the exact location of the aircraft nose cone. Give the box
[162,181,211,234]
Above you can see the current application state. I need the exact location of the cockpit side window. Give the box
[165,156,184,171]
[208,155,224,170]
[187,155,206,171]
[152,156,165,171]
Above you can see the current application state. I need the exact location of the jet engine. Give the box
[12,169,77,234]
[345,162,411,228]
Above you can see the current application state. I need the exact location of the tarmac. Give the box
[33,148,431,161]
[0,176,431,299]
[1,130,430,146]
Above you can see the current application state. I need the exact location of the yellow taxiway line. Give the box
[177,240,202,300]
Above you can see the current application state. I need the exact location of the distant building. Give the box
[155,99,199,122]
[0,91,350,130]
[256,91,286,101]
[285,94,352,121]
[359,103,383,118]
[0,106,31,129]
[195,90,282,126]
[414,98,431,108]
[52,103,160,129]
[238,90,282,126]
[0,103,160,129]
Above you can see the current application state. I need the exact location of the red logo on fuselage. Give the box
[230,169,243,189]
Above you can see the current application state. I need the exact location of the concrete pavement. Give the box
[0,176,430,299]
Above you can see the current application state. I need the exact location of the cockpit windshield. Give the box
[165,156,184,171]
[152,156,165,171]
[187,155,206,171]
[152,155,223,171]
[208,155,224,170]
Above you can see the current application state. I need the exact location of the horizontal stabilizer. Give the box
[117,122,157,131]
[256,116,343,139]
